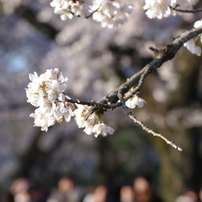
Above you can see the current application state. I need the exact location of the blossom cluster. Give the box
[26,68,75,131]
[143,0,198,19]
[92,1,133,28]
[74,105,114,137]
[49,0,199,26]
[184,19,202,56]
[50,0,92,20]
[26,69,146,136]
[50,0,133,28]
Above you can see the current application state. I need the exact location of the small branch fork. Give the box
[67,26,202,150]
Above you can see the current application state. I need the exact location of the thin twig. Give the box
[170,6,202,13]
[129,114,183,151]
[118,94,182,151]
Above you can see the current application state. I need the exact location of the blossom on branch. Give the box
[26,69,115,136]
[30,106,56,132]
[125,95,146,109]
[93,123,114,137]
[124,86,146,109]
[74,104,114,137]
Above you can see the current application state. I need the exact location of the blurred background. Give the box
[0,0,202,202]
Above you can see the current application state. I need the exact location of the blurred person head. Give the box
[9,178,31,202]
[58,177,74,193]
[175,195,195,202]
[94,185,107,202]
[183,189,198,202]
[133,176,153,202]
[120,185,134,202]
[10,178,29,196]
[175,188,198,202]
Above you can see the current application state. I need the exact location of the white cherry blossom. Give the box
[93,123,115,137]
[26,72,47,107]
[30,107,56,132]
[126,96,146,109]
[74,104,91,128]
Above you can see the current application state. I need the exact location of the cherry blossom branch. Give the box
[88,26,202,114]
[26,25,202,143]
[82,25,202,148]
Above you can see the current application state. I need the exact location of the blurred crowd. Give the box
[0,176,202,202]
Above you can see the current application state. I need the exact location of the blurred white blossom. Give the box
[184,39,201,56]
[183,18,202,56]
[50,0,92,20]
[50,0,133,28]
[92,1,133,28]
[143,0,171,19]
[194,19,202,43]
